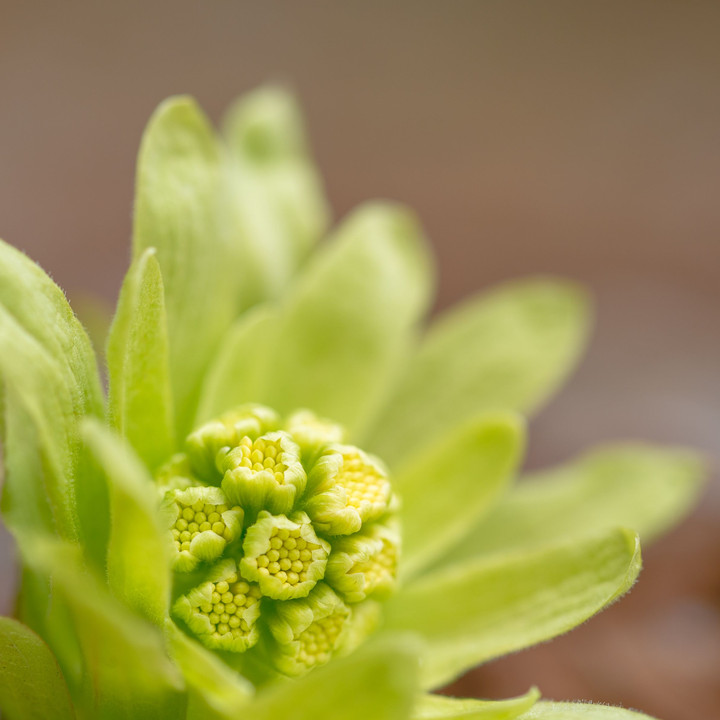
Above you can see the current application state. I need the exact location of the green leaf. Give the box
[133,96,238,437]
[17,536,184,720]
[165,620,253,720]
[414,688,539,719]
[0,310,80,538]
[0,240,103,419]
[517,702,655,719]
[0,616,76,720]
[68,291,113,367]
[384,528,641,690]
[452,444,705,563]
[81,419,172,625]
[262,202,434,438]
[369,279,590,466]
[13,566,84,693]
[0,240,106,559]
[397,413,525,580]
[194,306,278,424]
[247,635,421,720]
[1,385,54,535]
[223,86,330,306]
[107,248,175,471]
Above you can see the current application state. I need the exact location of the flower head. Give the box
[0,87,705,720]
[164,485,244,571]
[173,559,262,652]
[158,403,398,672]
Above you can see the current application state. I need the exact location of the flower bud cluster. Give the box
[159,405,400,676]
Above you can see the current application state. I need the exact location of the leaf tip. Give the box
[616,527,643,596]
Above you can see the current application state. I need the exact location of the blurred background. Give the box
[1,1,719,717]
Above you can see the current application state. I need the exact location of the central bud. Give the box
[158,405,400,677]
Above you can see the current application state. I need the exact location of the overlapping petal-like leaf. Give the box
[222,86,330,306]
[0,240,103,417]
[133,96,238,438]
[517,703,655,719]
[413,688,539,719]
[385,528,641,689]
[82,420,172,625]
[165,620,254,720]
[134,90,330,437]
[395,412,524,579]
[194,306,277,424]
[17,537,184,720]
[369,279,589,465]
[451,444,705,563]
[246,636,421,720]
[0,617,76,720]
[258,202,434,437]
[0,333,69,535]
[0,240,107,564]
[107,247,175,471]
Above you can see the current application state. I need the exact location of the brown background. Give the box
[1,2,719,718]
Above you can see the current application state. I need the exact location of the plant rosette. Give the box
[0,87,706,720]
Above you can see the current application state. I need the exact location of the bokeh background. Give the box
[1,2,719,718]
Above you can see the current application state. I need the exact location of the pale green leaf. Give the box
[5,389,92,683]
[107,248,175,470]
[0,240,103,419]
[369,279,590,466]
[0,240,107,560]
[14,566,83,694]
[247,635,421,720]
[18,536,184,720]
[0,616,76,720]
[133,96,238,437]
[223,86,330,306]
[0,310,79,538]
[1,386,54,535]
[81,419,172,625]
[68,291,113,366]
[397,413,525,580]
[452,444,705,563]
[384,528,641,690]
[165,620,253,720]
[262,202,434,438]
[194,305,278,424]
[517,702,655,719]
[414,688,539,719]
